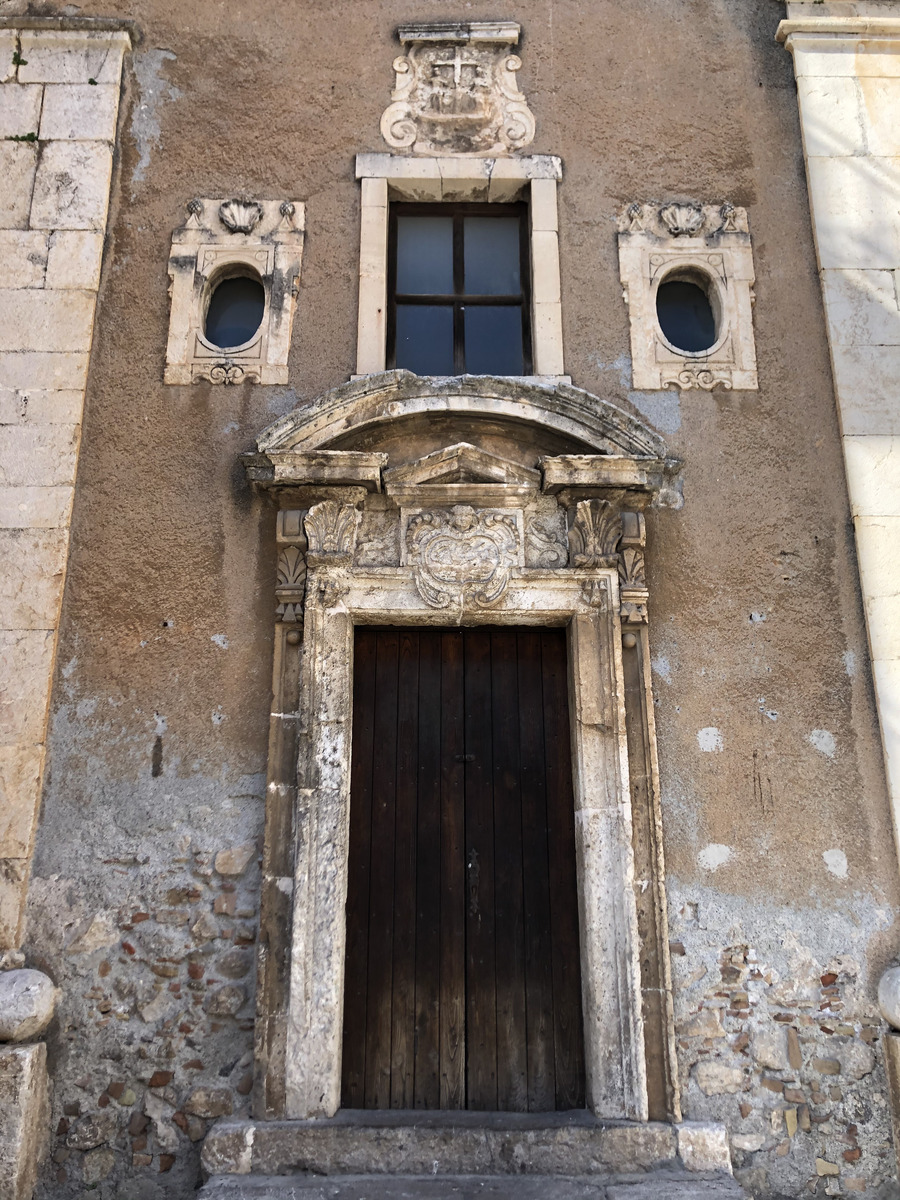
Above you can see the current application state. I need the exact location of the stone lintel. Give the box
[355,153,563,181]
[396,21,521,45]
[242,452,386,493]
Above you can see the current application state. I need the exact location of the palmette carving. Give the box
[304,501,361,561]
[381,24,535,156]
[569,500,623,569]
[275,546,307,623]
[406,505,520,609]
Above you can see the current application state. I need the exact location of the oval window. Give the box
[204,275,265,349]
[656,279,717,354]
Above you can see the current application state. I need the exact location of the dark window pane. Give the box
[205,276,265,349]
[397,216,454,294]
[395,305,454,374]
[656,280,717,353]
[463,306,524,375]
[464,217,520,295]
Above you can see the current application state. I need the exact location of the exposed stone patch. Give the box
[0,967,58,1040]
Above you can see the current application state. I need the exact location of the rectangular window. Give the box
[387,202,532,376]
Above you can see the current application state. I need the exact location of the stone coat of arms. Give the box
[406,506,521,609]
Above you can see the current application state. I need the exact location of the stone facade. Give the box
[0,3,899,1200]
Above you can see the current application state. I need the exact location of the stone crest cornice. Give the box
[777,17,900,41]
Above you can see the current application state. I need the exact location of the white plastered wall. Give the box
[779,2,900,846]
[0,25,130,947]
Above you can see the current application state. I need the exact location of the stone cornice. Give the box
[777,16,900,40]
[0,15,139,42]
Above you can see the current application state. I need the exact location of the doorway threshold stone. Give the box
[201,1114,733,1180]
[199,1172,749,1200]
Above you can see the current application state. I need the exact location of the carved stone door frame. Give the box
[278,537,646,1122]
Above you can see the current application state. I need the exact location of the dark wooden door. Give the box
[342,627,585,1112]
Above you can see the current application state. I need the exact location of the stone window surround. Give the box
[617,202,758,392]
[355,152,568,383]
[283,552,648,1122]
[164,198,306,386]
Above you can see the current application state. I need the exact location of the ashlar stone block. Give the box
[821,268,900,347]
[29,141,113,231]
[18,30,129,85]
[806,154,900,269]
[0,232,48,289]
[39,83,120,141]
[45,230,104,290]
[832,343,900,434]
[0,84,42,140]
[0,33,17,84]
[0,742,44,860]
[0,1042,50,1200]
[0,352,88,392]
[0,289,96,352]
[843,435,900,518]
[0,424,79,487]
[0,143,38,230]
[0,528,68,629]
[0,486,73,531]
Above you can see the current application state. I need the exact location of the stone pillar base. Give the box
[0,1042,50,1200]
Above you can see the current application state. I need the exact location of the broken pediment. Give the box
[243,372,680,505]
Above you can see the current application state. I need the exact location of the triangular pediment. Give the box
[383,442,541,488]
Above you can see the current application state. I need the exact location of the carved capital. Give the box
[569,500,622,569]
[406,505,520,609]
[304,500,361,565]
[580,578,609,611]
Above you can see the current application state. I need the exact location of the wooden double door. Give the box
[341,626,585,1112]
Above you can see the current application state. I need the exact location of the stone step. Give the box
[199,1172,749,1200]
[201,1113,736,1181]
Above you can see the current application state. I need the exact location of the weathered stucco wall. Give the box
[11,0,900,1196]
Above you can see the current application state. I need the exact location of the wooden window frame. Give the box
[386,202,533,376]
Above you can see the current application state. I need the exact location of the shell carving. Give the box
[659,203,704,237]
[219,199,263,234]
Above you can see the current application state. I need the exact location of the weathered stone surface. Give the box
[66,1108,118,1150]
[0,1042,49,1200]
[0,969,58,1041]
[751,1031,788,1072]
[203,1115,687,1179]
[677,1124,732,1174]
[693,1063,744,1096]
[878,965,900,1029]
[198,1174,747,1199]
[185,1087,234,1119]
[82,1145,115,1183]
[215,844,257,877]
[205,984,246,1016]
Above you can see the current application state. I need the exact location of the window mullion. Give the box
[453,213,465,374]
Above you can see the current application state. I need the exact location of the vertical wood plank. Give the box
[364,630,400,1109]
[517,629,556,1112]
[490,628,528,1111]
[543,628,586,1109]
[341,628,377,1108]
[391,629,419,1107]
[464,628,498,1111]
[414,630,442,1108]
[439,629,466,1109]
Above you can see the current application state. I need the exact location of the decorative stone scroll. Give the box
[380,22,536,156]
[618,201,758,392]
[405,505,521,609]
[568,501,649,624]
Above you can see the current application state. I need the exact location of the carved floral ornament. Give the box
[380,22,536,155]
